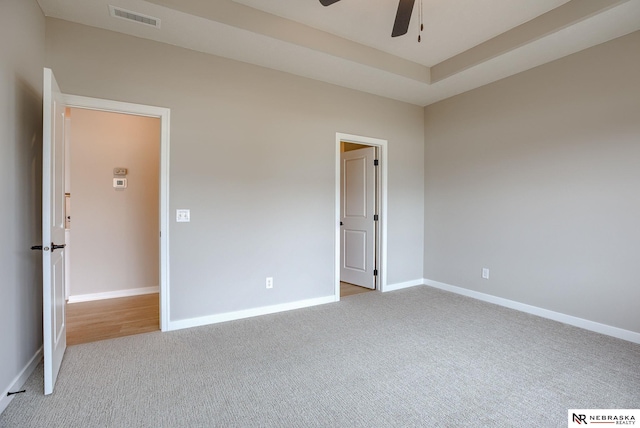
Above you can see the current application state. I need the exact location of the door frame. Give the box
[64,94,171,331]
[335,132,388,300]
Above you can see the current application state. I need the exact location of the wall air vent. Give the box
[108,5,161,29]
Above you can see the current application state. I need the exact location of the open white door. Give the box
[42,68,67,395]
[340,146,377,289]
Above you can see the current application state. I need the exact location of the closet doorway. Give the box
[335,133,388,300]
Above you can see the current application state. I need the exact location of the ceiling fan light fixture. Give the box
[319,0,416,38]
[391,0,415,37]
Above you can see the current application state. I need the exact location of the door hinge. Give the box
[374,159,379,166]
[373,269,378,276]
[374,214,379,221]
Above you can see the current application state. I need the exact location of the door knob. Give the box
[31,245,43,251]
[51,243,66,251]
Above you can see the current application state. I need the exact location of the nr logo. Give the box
[573,413,588,424]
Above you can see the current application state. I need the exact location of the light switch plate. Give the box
[176,209,190,222]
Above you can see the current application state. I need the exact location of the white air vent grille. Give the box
[109,5,161,28]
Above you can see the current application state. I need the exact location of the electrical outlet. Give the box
[482,268,490,279]
[266,277,273,289]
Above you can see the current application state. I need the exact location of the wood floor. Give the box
[66,293,159,346]
[66,284,371,345]
[340,281,374,297]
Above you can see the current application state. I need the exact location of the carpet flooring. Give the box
[1,286,639,427]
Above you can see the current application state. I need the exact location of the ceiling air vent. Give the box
[108,5,161,29]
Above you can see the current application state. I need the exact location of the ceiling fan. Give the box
[319,0,416,38]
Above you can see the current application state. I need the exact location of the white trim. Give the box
[67,286,159,304]
[168,295,336,331]
[424,279,640,345]
[0,347,43,415]
[63,94,170,331]
[64,95,169,118]
[335,133,388,300]
[383,278,424,292]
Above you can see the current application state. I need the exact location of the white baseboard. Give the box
[424,278,640,345]
[383,278,424,292]
[67,286,159,303]
[168,295,337,331]
[0,346,43,415]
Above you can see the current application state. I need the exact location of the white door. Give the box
[340,146,377,289]
[42,68,67,395]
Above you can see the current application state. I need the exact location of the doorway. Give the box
[64,107,161,344]
[62,94,171,332]
[335,133,388,300]
[41,69,170,394]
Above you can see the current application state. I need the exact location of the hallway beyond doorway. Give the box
[66,294,159,345]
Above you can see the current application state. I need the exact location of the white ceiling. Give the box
[37,0,640,106]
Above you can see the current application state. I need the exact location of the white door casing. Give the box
[42,68,67,395]
[340,146,377,289]
[334,133,388,299]
[63,93,171,331]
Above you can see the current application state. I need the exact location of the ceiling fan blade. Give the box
[391,0,415,37]
[319,0,341,6]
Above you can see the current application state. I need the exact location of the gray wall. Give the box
[69,108,160,297]
[424,31,640,333]
[45,18,425,322]
[0,0,45,406]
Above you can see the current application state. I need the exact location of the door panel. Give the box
[341,146,376,289]
[344,157,366,217]
[53,262,65,337]
[344,230,366,271]
[43,68,67,395]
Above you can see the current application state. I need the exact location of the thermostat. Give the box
[113,178,128,189]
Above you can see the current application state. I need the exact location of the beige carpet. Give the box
[2,286,639,427]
